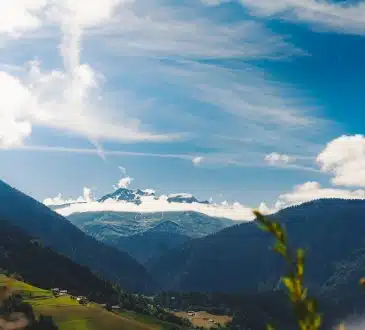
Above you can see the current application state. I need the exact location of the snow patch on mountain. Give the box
[48,190,266,221]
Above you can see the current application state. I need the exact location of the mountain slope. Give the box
[0,275,188,330]
[113,230,190,264]
[0,218,119,302]
[67,210,235,263]
[68,210,235,239]
[0,180,157,293]
[146,199,365,304]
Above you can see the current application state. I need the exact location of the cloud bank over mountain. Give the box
[44,135,365,221]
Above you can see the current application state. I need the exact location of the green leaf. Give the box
[273,241,287,257]
[313,314,322,329]
[297,262,304,279]
[301,288,308,300]
[297,248,306,260]
[282,277,295,293]
[266,323,276,330]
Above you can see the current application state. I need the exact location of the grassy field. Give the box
[0,275,180,330]
[174,311,232,328]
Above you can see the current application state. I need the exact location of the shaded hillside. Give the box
[0,180,157,293]
[147,199,365,308]
[113,230,190,264]
[0,218,119,303]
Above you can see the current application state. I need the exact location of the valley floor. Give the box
[173,311,232,328]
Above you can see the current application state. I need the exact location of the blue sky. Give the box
[1,0,365,217]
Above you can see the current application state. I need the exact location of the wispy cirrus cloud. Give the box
[93,2,302,60]
[134,58,331,161]
[0,0,179,149]
[0,0,331,172]
[202,0,365,35]
[265,152,294,166]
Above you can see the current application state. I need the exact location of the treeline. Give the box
[111,287,193,328]
[154,291,297,329]
[0,218,192,329]
[153,290,342,329]
[0,218,118,303]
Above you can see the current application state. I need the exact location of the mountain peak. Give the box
[98,188,209,205]
[166,193,209,204]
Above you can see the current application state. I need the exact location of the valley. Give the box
[1,2,362,329]
[2,179,365,329]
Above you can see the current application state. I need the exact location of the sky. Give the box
[1,0,365,220]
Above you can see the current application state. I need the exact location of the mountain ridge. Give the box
[146,198,365,303]
[0,179,157,293]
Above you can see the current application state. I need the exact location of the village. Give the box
[50,287,122,311]
[49,287,229,328]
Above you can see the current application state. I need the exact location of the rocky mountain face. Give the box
[63,188,238,263]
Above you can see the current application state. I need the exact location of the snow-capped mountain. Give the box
[97,188,210,205]
[98,188,155,204]
[47,187,241,263]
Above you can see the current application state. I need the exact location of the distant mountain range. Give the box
[0,180,157,292]
[4,179,365,327]
[62,188,238,263]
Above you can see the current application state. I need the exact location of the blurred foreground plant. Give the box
[254,211,322,330]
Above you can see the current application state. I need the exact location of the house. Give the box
[59,290,68,296]
[77,296,89,305]
[51,288,60,296]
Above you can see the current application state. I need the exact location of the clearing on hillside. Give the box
[0,275,181,330]
[174,311,232,328]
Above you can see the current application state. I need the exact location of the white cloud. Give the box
[0,0,177,149]
[0,71,34,148]
[43,186,93,206]
[203,0,365,35]
[46,180,365,221]
[83,187,93,202]
[0,0,330,170]
[146,59,330,160]
[113,166,134,189]
[265,152,293,166]
[192,156,204,166]
[274,181,365,210]
[0,1,47,37]
[116,176,133,189]
[54,193,256,221]
[0,61,172,149]
[96,4,301,60]
[118,166,127,175]
[316,135,365,188]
